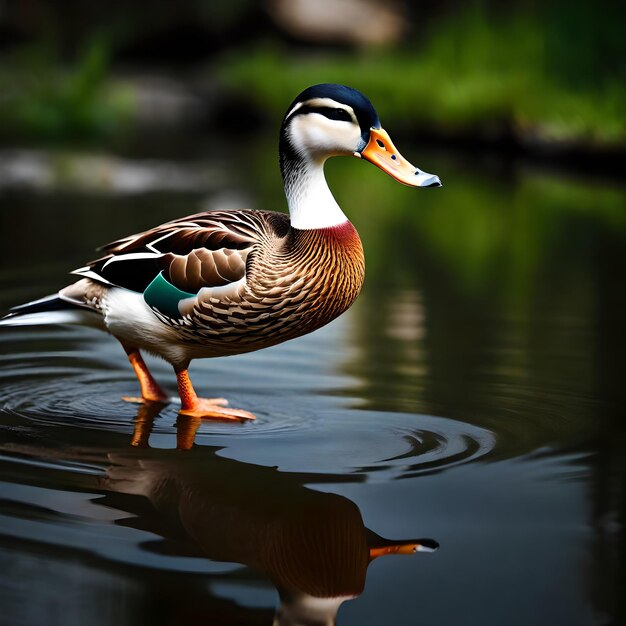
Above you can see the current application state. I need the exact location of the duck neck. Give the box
[280,151,348,231]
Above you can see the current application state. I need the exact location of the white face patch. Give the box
[286,97,361,159]
[288,113,361,160]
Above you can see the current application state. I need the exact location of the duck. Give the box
[1,83,441,421]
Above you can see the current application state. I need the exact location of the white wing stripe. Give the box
[101,251,164,270]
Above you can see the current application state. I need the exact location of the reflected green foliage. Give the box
[219,5,625,145]
[0,39,133,141]
[245,135,625,299]
[349,165,625,301]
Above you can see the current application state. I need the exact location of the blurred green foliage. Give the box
[219,6,625,146]
[0,1,622,148]
[0,38,133,141]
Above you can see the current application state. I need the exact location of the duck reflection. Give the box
[103,404,438,625]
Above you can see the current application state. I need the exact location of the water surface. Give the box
[0,141,624,625]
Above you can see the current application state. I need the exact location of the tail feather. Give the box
[5,294,68,315]
[1,294,103,328]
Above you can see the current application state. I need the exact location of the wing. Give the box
[73,210,290,318]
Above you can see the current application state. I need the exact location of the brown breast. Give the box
[183,220,365,356]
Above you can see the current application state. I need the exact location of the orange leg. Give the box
[175,368,255,421]
[121,345,169,404]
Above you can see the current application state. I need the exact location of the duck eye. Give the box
[324,108,352,122]
[298,105,353,123]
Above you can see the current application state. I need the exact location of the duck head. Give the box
[280,83,442,188]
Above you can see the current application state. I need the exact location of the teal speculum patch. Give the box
[144,272,196,319]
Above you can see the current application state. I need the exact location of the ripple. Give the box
[210,408,495,481]
[0,328,495,482]
[0,359,324,441]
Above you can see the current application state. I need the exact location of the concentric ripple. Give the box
[207,409,495,481]
[0,327,495,482]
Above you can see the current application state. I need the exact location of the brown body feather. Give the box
[70,210,365,360]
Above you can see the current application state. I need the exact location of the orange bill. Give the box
[359,128,441,188]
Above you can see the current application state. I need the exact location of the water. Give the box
[0,140,624,625]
